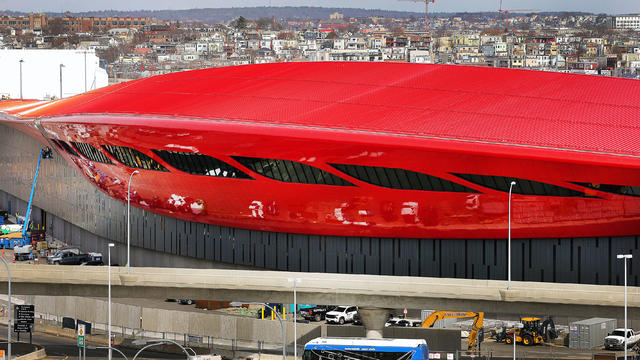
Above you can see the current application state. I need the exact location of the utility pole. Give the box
[19,59,24,100]
[59,63,65,99]
[84,51,87,93]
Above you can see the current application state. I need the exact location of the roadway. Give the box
[0,264,637,318]
[0,323,186,359]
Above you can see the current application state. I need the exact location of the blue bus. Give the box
[303,337,429,360]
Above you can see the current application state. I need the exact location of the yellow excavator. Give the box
[421,311,484,352]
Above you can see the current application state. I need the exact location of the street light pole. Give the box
[0,256,11,360]
[84,51,87,93]
[288,278,301,359]
[617,254,633,360]
[19,59,24,100]
[59,64,65,99]
[127,170,139,274]
[513,322,516,360]
[508,181,516,290]
[108,243,115,360]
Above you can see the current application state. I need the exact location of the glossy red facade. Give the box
[1,62,639,239]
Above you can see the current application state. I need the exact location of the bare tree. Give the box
[45,18,65,35]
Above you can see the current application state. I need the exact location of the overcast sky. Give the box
[0,0,638,15]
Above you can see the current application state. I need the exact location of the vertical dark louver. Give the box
[152,150,253,179]
[233,156,353,186]
[330,163,478,193]
[102,145,167,171]
[453,173,590,197]
[72,142,113,164]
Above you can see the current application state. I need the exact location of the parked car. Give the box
[605,329,640,350]
[80,252,104,265]
[179,299,194,305]
[48,251,90,265]
[385,318,400,327]
[300,305,335,322]
[325,305,358,325]
[353,312,363,326]
[47,247,79,264]
[385,318,422,327]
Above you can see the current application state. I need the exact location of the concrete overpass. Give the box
[0,264,638,321]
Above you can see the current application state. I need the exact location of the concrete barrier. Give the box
[326,325,365,338]
[14,348,46,360]
[30,295,321,345]
[27,295,462,351]
[383,327,462,352]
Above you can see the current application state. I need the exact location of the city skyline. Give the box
[0,0,638,15]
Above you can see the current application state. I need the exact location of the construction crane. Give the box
[398,0,436,32]
[499,0,537,32]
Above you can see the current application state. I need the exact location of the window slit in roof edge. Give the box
[452,173,593,198]
[71,142,113,164]
[232,156,354,186]
[152,150,252,179]
[102,145,168,172]
[571,182,640,197]
[330,164,479,193]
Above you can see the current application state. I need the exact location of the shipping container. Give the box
[569,318,617,349]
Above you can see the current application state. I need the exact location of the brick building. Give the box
[0,12,158,33]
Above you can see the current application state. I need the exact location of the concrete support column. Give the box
[359,307,390,339]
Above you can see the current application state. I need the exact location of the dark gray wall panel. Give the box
[379,238,393,275]
[308,235,324,273]
[363,237,379,275]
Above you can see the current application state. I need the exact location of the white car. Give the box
[325,306,358,325]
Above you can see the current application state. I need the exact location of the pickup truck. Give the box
[47,249,102,265]
[300,305,335,322]
[49,252,90,265]
[325,305,358,325]
[604,329,640,350]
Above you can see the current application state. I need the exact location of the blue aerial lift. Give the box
[0,147,52,249]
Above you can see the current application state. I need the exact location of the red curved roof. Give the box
[3,62,640,157]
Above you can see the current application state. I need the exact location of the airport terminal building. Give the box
[1,62,639,285]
